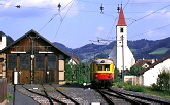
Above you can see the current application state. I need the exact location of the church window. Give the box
[120,28,124,32]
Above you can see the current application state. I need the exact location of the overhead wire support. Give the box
[100,4,104,14]
[15,5,21,8]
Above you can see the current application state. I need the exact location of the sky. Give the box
[1,0,170,48]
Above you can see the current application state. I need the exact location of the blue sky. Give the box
[1,0,170,48]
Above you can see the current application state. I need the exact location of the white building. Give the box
[109,6,135,72]
[0,32,7,50]
[140,56,170,86]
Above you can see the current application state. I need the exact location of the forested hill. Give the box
[53,37,170,62]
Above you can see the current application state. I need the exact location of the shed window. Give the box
[20,54,30,70]
[48,54,56,70]
[8,54,17,70]
[36,54,44,70]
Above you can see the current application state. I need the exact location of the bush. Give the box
[151,69,170,91]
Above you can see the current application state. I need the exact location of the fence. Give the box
[124,76,144,85]
[0,78,7,103]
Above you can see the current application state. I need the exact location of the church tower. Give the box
[109,6,135,72]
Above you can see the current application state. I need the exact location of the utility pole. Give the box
[121,35,124,87]
[30,38,34,84]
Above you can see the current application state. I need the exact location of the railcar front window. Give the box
[97,65,102,71]
[105,64,110,71]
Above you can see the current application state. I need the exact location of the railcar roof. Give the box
[92,59,113,63]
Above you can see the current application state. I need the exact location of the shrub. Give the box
[124,85,146,92]
[151,69,170,91]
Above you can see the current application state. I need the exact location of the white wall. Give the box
[0,36,7,50]
[143,58,170,86]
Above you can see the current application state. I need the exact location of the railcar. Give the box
[90,58,115,87]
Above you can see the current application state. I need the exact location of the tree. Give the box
[128,65,144,75]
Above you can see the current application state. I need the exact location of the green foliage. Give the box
[65,62,73,82]
[114,82,146,92]
[7,93,13,100]
[65,61,90,84]
[151,69,170,91]
[128,65,144,75]
[113,67,122,86]
[124,84,147,92]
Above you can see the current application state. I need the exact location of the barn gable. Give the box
[0,29,70,84]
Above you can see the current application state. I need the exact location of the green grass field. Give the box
[149,47,169,55]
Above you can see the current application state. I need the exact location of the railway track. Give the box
[96,87,170,105]
[19,84,80,104]
[108,88,170,105]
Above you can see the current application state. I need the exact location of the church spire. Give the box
[117,6,126,26]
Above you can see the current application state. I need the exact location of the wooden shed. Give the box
[0,29,70,84]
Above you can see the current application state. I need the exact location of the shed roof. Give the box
[0,29,71,58]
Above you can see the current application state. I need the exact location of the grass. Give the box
[113,82,170,99]
[7,93,13,100]
[144,89,170,99]
[149,47,169,55]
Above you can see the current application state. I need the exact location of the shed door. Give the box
[19,54,30,84]
[47,54,57,83]
[34,54,45,84]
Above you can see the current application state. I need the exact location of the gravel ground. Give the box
[53,84,108,104]
[7,85,39,105]
[7,84,109,105]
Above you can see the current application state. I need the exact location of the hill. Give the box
[53,37,170,62]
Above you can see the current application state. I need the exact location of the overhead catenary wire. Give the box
[128,4,170,27]
[128,23,170,39]
[38,0,75,32]
[53,0,75,42]
[78,0,170,5]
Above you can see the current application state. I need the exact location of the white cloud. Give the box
[141,9,170,19]
[131,0,162,3]
[97,26,105,31]
[95,26,105,37]
[0,0,81,18]
[146,30,167,39]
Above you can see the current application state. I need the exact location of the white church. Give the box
[109,6,135,72]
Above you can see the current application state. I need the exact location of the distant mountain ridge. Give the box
[53,37,170,62]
